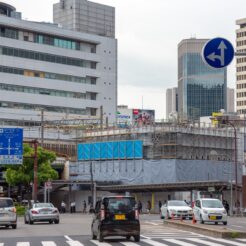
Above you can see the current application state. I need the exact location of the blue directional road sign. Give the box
[202,37,234,68]
[0,128,23,164]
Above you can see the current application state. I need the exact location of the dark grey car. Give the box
[0,197,17,229]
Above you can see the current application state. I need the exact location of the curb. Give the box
[163,220,246,238]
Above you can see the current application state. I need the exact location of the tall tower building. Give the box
[166,87,178,119]
[178,38,227,121]
[236,18,246,115]
[53,0,115,38]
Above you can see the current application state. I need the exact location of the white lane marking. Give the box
[164,239,196,246]
[141,239,169,246]
[17,243,30,246]
[145,222,159,226]
[66,241,84,246]
[186,238,225,246]
[237,239,246,242]
[230,225,244,228]
[0,244,3,246]
[121,242,141,246]
[64,236,73,241]
[64,236,84,246]
[90,240,112,246]
[207,238,246,246]
[140,235,151,239]
[41,242,56,246]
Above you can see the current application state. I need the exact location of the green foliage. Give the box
[230,231,240,238]
[15,205,26,216]
[5,144,58,186]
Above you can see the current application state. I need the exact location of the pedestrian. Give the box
[83,200,87,213]
[137,201,142,214]
[61,201,66,213]
[225,201,230,215]
[158,200,162,212]
[147,200,151,214]
[70,201,76,213]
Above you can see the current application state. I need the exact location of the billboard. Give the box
[133,109,155,126]
[78,140,143,161]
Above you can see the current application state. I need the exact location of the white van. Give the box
[0,197,17,229]
[193,198,227,225]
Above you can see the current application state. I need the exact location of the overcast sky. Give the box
[5,0,246,119]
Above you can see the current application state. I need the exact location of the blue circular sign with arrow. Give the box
[202,37,234,69]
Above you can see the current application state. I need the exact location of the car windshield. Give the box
[33,203,54,208]
[0,199,13,208]
[168,201,188,206]
[103,197,135,212]
[202,200,223,208]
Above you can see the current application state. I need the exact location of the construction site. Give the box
[0,118,245,212]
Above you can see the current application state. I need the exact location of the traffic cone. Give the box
[192,214,196,224]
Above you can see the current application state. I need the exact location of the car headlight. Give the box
[169,209,176,213]
[188,210,193,214]
[203,209,208,214]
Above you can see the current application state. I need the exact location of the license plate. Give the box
[115,214,125,220]
[210,216,216,220]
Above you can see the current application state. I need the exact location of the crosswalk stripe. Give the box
[41,242,56,246]
[237,239,246,242]
[207,238,246,246]
[121,242,141,246]
[17,243,30,246]
[0,244,4,246]
[141,239,169,246]
[90,240,112,246]
[163,239,196,246]
[186,238,224,246]
[66,241,84,246]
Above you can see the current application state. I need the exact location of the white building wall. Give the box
[0,14,117,123]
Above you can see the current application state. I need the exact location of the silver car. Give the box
[0,197,17,229]
[25,202,59,224]
[160,200,193,220]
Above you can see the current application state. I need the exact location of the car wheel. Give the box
[5,225,9,228]
[55,219,59,224]
[12,224,17,229]
[223,221,227,225]
[134,235,140,242]
[215,222,218,225]
[200,214,204,224]
[126,236,131,240]
[49,220,53,224]
[98,229,103,242]
[24,216,28,224]
[167,211,171,219]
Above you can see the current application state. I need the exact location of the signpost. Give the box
[202,37,234,69]
[0,128,23,165]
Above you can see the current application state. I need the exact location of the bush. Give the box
[15,205,26,216]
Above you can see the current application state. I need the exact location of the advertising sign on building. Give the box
[132,109,155,126]
[117,107,133,126]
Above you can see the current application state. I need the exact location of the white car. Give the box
[193,198,227,225]
[0,197,17,229]
[160,200,193,220]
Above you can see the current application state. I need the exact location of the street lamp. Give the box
[212,116,239,215]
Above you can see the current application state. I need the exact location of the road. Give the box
[0,214,246,245]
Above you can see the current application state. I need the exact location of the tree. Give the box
[5,144,58,187]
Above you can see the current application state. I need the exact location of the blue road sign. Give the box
[0,128,23,164]
[202,37,234,68]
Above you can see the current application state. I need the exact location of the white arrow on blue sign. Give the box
[202,37,234,69]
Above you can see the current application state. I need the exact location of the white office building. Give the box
[166,87,178,120]
[236,18,246,115]
[0,2,117,125]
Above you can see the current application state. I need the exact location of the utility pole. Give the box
[100,105,103,131]
[33,140,38,202]
[90,161,94,207]
[41,109,44,148]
